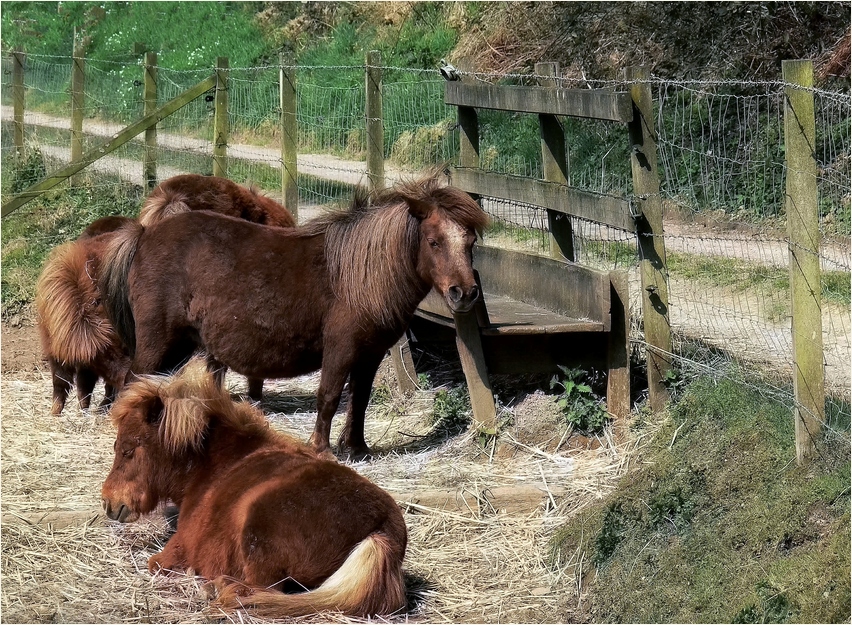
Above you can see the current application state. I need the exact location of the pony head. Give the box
[100,358,218,522]
[400,175,489,313]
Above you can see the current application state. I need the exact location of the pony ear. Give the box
[406,198,435,221]
[146,396,165,424]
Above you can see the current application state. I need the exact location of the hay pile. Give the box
[2,362,635,623]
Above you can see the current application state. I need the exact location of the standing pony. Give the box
[35,175,295,414]
[101,359,407,618]
[99,172,488,458]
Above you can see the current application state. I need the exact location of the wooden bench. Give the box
[395,244,630,431]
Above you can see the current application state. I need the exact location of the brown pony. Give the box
[101,359,407,618]
[99,172,488,458]
[36,175,295,414]
[138,174,295,228]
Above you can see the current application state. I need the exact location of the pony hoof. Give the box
[316,448,338,463]
[346,447,373,462]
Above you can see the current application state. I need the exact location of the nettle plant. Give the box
[550,365,610,432]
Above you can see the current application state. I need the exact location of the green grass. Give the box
[551,372,851,623]
[1,153,142,317]
[668,250,851,311]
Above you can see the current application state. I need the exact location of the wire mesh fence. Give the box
[2,52,849,437]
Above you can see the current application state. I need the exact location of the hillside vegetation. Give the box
[2,2,848,81]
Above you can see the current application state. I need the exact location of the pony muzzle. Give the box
[446,284,481,313]
[102,498,140,523]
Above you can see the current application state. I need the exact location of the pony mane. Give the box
[111,359,305,456]
[299,171,488,328]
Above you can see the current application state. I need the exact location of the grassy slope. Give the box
[552,374,850,623]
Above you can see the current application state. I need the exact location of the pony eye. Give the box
[122,447,135,459]
[428,239,440,249]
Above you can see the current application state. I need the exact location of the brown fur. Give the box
[98,172,489,458]
[139,174,295,228]
[101,360,407,618]
[36,176,295,414]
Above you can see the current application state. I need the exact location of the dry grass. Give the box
[1,361,635,623]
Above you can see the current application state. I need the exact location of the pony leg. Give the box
[49,359,74,416]
[148,533,188,575]
[205,354,227,387]
[98,383,118,412]
[76,367,98,411]
[308,366,349,457]
[247,377,263,401]
[337,351,385,460]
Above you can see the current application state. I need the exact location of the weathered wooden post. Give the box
[535,61,574,261]
[70,42,85,185]
[783,59,824,465]
[279,53,298,222]
[365,50,384,190]
[624,66,672,412]
[212,57,229,178]
[143,50,158,190]
[12,50,25,156]
[453,83,498,430]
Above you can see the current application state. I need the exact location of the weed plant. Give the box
[551,371,851,623]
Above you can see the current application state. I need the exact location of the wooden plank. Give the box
[212,57,228,178]
[446,81,633,123]
[452,167,635,233]
[143,51,158,191]
[390,335,418,394]
[279,55,299,221]
[783,59,824,464]
[607,271,631,434]
[12,51,24,154]
[392,484,566,516]
[536,62,575,262]
[625,66,672,411]
[475,245,610,325]
[2,74,217,217]
[417,293,604,334]
[453,309,497,430]
[366,50,384,191]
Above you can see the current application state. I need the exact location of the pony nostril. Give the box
[468,285,481,302]
[448,286,463,303]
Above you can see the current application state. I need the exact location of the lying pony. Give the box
[101,359,407,618]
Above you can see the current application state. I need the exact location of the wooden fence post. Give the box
[624,66,672,411]
[70,42,85,186]
[453,90,498,430]
[12,51,25,156]
[783,59,824,465]
[212,57,229,178]
[279,53,299,221]
[365,50,384,191]
[143,50,158,191]
[535,61,574,261]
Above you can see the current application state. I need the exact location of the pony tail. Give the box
[213,532,406,618]
[98,221,144,355]
[138,189,190,227]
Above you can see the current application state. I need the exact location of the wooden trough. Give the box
[398,244,630,432]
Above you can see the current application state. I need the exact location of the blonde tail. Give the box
[214,533,406,618]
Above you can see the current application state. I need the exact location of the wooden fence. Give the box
[2,49,826,463]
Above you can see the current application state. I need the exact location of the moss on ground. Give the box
[552,375,851,623]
